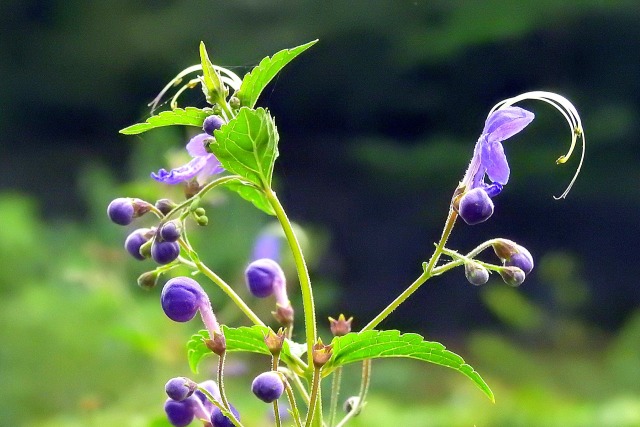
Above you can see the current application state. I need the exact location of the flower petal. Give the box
[481,139,510,185]
[151,156,209,184]
[483,107,534,144]
[197,154,224,180]
[186,133,212,157]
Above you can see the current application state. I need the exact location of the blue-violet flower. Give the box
[151,133,223,184]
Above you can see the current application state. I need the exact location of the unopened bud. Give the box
[155,199,177,215]
[464,261,489,286]
[343,396,361,415]
[499,266,526,287]
[196,215,209,226]
[492,239,519,260]
[229,96,240,110]
[137,271,159,289]
[264,328,286,356]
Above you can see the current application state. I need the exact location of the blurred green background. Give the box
[2,1,640,426]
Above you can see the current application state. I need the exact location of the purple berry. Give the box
[194,380,221,411]
[211,403,240,427]
[245,259,283,298]
[151,240,180,265]
[107,198,134,225]
[161,277,207,322]
[458,188,494,225]
[160,221,182,242]
[504,245,534,275]
[165,377,197,401]
[203,115,225,135]
[124,228,151,260]
[164,398,195,427]
[251,372,284,403]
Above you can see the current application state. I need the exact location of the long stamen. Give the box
[148,64,243,113]
[489,91,585,199]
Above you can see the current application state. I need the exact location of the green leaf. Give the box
[237,40,318,109]
[119,107,209,135]
[211,107,278,188]
[221,178,275,215]
[187,326,304,374]
[325,330,494,402]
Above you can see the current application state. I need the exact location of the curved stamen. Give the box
[489,91,585,199]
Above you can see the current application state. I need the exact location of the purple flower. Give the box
[151,133,224,184]
[463,106,534,194]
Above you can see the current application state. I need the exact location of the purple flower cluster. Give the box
[163,378,240,427]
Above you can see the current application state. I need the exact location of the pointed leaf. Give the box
[237,40,318,108]
[221,178,275,215]
[211,107,278,188]
[324,330,494,402]
[120,107,209,135]
[187,326,303,374]
[199,41,226,105]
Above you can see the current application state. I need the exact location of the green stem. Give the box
[282,376,304,427]
[334,360,371,427]
[217,352,232,412]
[272,354,282,427]
[361,209,458,332]
[328,367,343,427]
[196,384,244,427]
[304,368,322,427]
[266,188,317,366]
[191,254,265,327]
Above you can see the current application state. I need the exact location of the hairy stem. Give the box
[328,367,343,427]
[304,368,323,427]
[266,188,317,366]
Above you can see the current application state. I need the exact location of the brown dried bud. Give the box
[204,332,226,356]
[137,271,159,290]
[264,328,286,356]
[272,303,294,327]
[132,198,152,218]
[312,339,333,368]
[185,180,203,199]
[155,198,176,215]
[328,314,353,337]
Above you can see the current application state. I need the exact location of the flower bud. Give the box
[151,240,180,265]
[164,397,195,427]
[229,96,240,110]
[251,371,284,403]
[499,266,526,287]
[196,215,209,226]
[245,258,285,298]
[210,403,240,427]
[124,228,153,260]
[161,277,208,322]
[165,377,197,401]
[492,239,534,275]
[160,221,182,242]
[343,396,361,415]
[203,115,225,135]
[155,198,177,215]
[137,271,159,289]
[107,198,135,225]
[457,188,494,225]
[464,261,489,286]
[194,380,221,411]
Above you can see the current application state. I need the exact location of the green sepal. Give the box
[187,326,304,374]
[221,178,275,216]
[199,41,226,105]
[119,107,209,135]
[237,40,318,109]
[324,329,494,402]
[211,107,278,189]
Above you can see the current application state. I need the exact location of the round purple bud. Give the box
[194,380,221,411]
[151,240,180,265]
[164,398,195,427]
[499,266,526,287]
[203,115,225,136]
[160,221,182,242]
[458,188,494,225]
[124,228,152,260]
[107,198,135,226]
[464,261,489,286]
[161,277,206,322]
[211,403,240,427]
[505,245,534,275]
[245,259,282,298]
[165,377,197,402]
[251,371,284,403]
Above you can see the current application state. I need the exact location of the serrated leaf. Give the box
[221,179,275,215]
[120,107,209,135]
[211,107,278,188]
[187,326,303,374]
[324,330,494,402]
[237,40,318,109]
